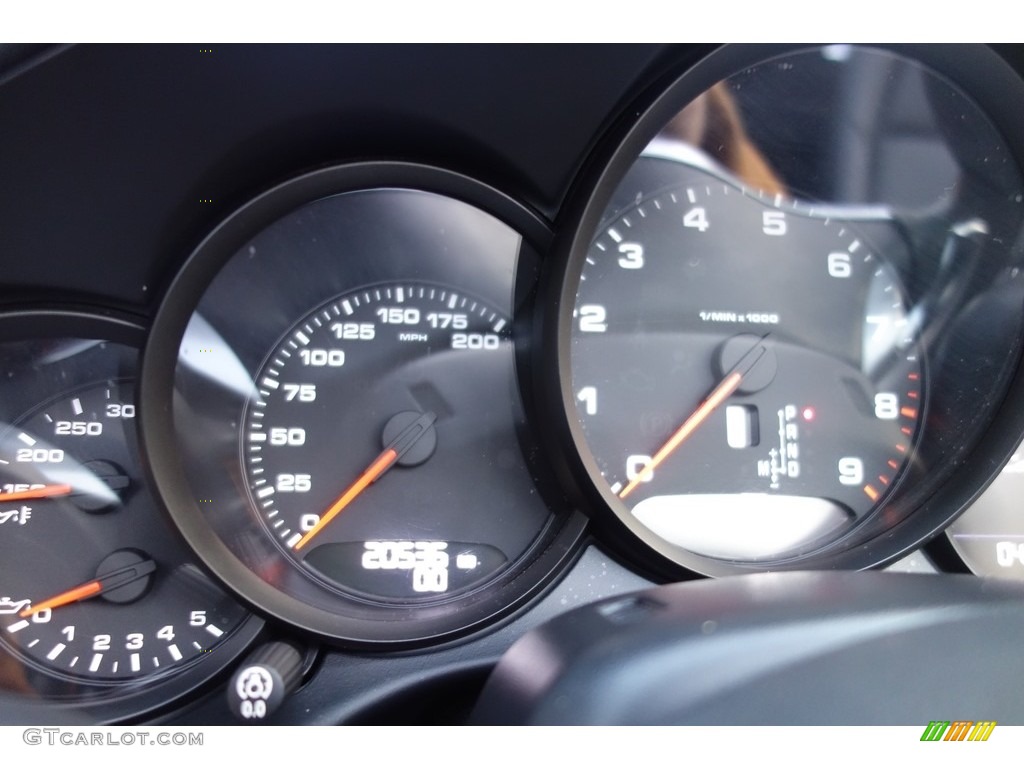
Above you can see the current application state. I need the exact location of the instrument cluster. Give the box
[2,43,1024,724]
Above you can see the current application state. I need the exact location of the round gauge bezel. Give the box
[141,162,586,647]
[0,309,263,724]
[540,44,1024,579]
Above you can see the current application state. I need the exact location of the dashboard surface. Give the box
[3,43,1024,726]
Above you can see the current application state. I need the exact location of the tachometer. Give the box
[567,175,923,566]
[545,45,1024,577]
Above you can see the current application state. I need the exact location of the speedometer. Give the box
[244,282,523,601]
[142,167,584,644]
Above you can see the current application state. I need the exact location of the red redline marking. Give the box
[908,373,919,380]
[900,407,918,418]
[907,391,919,400]
[878,475,890,486]
[888,460,899,469]
[901,427,912,435]
[864,485,880,501]
[895,444,907,453]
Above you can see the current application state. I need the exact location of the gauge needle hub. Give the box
[20,557,157,617]
[293,411,438,551]
[618,336,770,500]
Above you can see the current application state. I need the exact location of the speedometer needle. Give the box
[19,557,157,617]
[618,337,769,500]
[293,411,437,552]
[0,484,72,502]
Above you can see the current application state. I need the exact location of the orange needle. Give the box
[293,448,398,551]
[20,581,101,616]
[0,484,72,502]
[17,552,156,618]
[293,411,438,552]
[618,338,769,500]
[19,557,156,617]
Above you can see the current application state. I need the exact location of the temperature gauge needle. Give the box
[0,484,72,502]
[294,411,437,551]
[20,557,157,617]
[618,337,769,500]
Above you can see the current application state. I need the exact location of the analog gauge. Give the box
[947,447,1024,579]
[547,45,1024,576]
[0,380,247,681]
[0,330,257,704]
[244,282,527,601]
[567,175,922,567]
[142,169,583,645]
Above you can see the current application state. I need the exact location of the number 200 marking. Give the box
[451,333,499,350]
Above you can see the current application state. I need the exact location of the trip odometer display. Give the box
[244,283,521,602]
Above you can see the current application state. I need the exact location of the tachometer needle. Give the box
[0,484,72,502]
[618,337,769,500]
[19,557,157,617]
[293,411,438,552]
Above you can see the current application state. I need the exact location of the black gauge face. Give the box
[0,340,253,689]
[243,282,534,602]
[547,45,1024,576]
[569,178,923,565]
[143,172,582,645]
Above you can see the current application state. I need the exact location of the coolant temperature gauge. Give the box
[0,339,251,684]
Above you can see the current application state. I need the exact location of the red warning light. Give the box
[802,407,815,421]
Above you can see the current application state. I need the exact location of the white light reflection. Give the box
[632,493,850,560]
[178,314,258,401]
